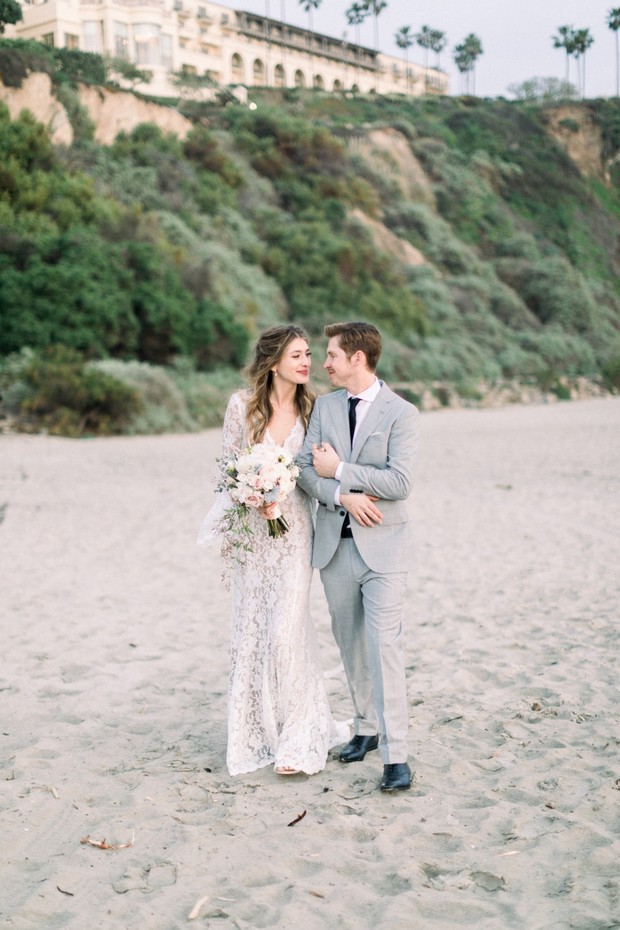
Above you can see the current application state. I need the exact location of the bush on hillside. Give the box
[91,358,194,433]
[14,346,141,436]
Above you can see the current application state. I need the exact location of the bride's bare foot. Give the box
[275,765,301,775]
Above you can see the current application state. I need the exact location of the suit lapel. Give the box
[351,385,392,460]
[329,390,351,460]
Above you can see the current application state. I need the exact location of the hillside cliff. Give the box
[0,71,192,145]
[1,43,620,432]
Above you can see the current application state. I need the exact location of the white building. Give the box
[9,0,448,99]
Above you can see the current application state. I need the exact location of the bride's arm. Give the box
[222,392,246,459]
[222,392,276,521]
[197,392,245,545]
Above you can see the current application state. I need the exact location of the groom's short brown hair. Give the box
[324,321,382,371]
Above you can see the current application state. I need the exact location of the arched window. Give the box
[294,69,305,88]
[333,79,342,90]
[231,52,244,82]
[274,63,285,87]
[313,74,324,89]
[253,58,265,84]
[351,83,359,94]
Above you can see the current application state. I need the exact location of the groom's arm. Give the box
[297,398,340,511]
[339,404,419,501]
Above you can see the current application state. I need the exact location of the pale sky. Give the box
[223,1,617,98]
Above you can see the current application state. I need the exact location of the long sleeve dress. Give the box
[216,391,348,776]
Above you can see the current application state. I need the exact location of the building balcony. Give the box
[235,12,378,71]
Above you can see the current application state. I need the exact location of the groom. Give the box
[297,322,419,792]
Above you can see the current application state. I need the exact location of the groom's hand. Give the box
[340,493,383,527]
[312,442,340,478]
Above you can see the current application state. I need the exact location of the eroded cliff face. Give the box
[79,84,192,145]
[348,126,436,207]
[0,72,191,145]
[545,105,606,180]
[0,73,609,182]
[0,72,73,144]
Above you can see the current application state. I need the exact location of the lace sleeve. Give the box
[196,392,247,545]
[222,392,247,459]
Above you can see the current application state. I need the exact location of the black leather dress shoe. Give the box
[338,734,379,763]
[380,762,412,791]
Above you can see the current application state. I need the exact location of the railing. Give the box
[236,13,379,71]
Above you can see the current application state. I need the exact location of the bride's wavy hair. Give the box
[244,325,315,443]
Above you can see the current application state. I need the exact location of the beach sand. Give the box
[1,396,619,930]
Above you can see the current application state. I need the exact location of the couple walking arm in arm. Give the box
[202,320,419,792]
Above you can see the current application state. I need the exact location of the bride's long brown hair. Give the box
[244,325,315,444]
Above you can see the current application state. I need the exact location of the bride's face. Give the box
[276,337,312,385]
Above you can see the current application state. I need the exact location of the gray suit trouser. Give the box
[320,538,409,764]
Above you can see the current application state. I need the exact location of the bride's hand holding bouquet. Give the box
[217,441,300,543]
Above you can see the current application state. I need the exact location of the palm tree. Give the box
[346,2,369,88]
[607,7,620,96]
[430,29,447,70]
[264,0,271,85]
[453,33,483,95]
[415,25,433,92]
[453,44,473,94]
[463,32,483,95]
[280,0,287,84]
[395,25,414,94]
[360,0,386,91]
[415,25,433,69]
[553,25,576,86]
[299,0,321,87]
[362,0,387,52]
[572,27,594,97]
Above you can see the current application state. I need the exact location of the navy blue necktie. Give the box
[341,397,360,539]
[348,397,360,445]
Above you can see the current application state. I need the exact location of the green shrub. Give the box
[55,83,95,142]
[91,358,194,433]
[16,346,141,436]
[493,255,598,331]
[170,362,242,428]
[0,39,54,87]
[602,353,620,390]
[183,125,244,187]
[558,118,580,133]
[53,47,106,85]
[0,346,34,414]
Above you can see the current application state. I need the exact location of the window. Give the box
[134,23,160,65]
[134,24,171,67]
[160,33,172,69]
[253,58,264,84]
[64,34,79,49]
[82,21,101,53]
[41,33,55,47]
[113,21,129,59]
[231,53,244,81]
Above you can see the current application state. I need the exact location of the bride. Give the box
[199,325,348,776]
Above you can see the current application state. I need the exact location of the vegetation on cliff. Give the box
[1,41,620,433]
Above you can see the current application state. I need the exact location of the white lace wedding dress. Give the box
[203,391,348,776]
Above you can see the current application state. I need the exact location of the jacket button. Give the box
[339,509,345,516]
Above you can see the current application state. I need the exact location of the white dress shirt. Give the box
[334,378,381,501]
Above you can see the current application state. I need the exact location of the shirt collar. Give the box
[348,378,381,403]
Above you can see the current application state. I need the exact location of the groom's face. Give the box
[324,336,355,389]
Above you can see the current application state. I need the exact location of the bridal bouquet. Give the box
[217,441,300,542]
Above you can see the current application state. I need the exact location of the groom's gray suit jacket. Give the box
[297,384,419,573]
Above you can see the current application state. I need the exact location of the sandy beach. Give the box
[1,396,619,930]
